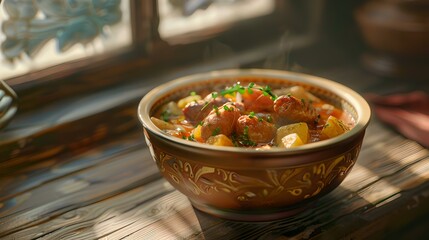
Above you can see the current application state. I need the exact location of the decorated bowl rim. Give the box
[138,69,371,155]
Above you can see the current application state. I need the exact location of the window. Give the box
[0,0,326,161]
[158,0,275,42]
[1,0,295,112]
[0,0,132,81]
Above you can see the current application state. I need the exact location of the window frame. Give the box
[2,0,288,112]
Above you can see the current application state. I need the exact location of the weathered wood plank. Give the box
[0,134,144,202]
[99,191,201,240]
[0,147,160,237]
[5,179,176,240]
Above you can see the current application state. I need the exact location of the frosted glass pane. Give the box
[0,0,132,81]
[158,0,275,40]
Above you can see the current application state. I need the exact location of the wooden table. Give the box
[1,48,429,239]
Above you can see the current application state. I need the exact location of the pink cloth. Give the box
[365,91,429,148]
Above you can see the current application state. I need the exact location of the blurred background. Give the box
[0,0,384,81]
[1,1,429,239]
[2,0,428,82]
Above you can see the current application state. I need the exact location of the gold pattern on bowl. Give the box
[152,143,360,201]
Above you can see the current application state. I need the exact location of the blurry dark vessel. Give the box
[355,0,429,78]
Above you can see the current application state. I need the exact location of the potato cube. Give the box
[177,95,202,109]
[289,86,320,102]
[191,125,204,142]
[320,116,350,140]
[276,122,309,146]
[151,117,176,130]
[206,134,234,147]
[280,133,304,148]
[160,101,183,116]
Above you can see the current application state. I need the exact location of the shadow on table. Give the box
[189,186,369,240]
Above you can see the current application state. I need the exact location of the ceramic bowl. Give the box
[138,69,370,221]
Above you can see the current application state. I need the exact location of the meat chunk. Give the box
[183,96,228,125]
[242,88,274,112]
[200,102,241,141]
[235,114,276,145]
[274,95,318,124]
[183,100,212,125]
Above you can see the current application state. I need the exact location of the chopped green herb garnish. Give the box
[213,105,219,115]
[231,130,256,147]
[244,126,249,135]
[190,91,197,96]
[223,105,231,111]
[187,134,196,141]
[242,139,256,146]
[221,83,246,96]
[258,85,277,100]
[201,101,210,111]
[247,82,254,94]
[220,82,277,100]
[161,111,170,122]
[211,92,218,99]
[267,115,273,123]
[241,126,256,146]
[314,114,321,125]
[212,127,221,136]
[249,111,256,118]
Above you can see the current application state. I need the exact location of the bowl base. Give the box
[190,200,309,222]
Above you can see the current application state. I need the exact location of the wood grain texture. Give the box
[1,117,429,239]
[0,134,144,203]
[0,143,160,237]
